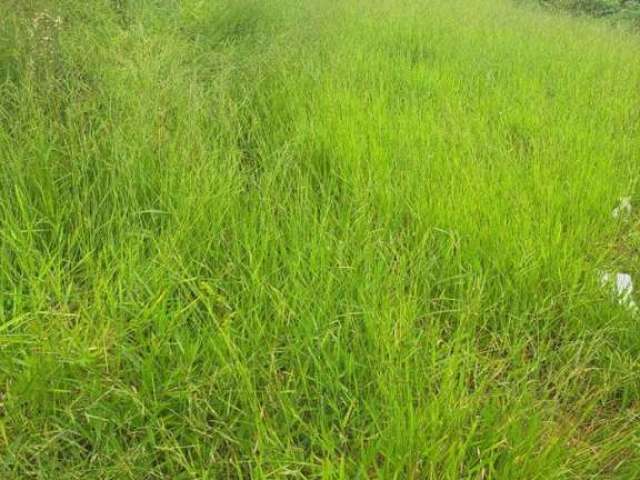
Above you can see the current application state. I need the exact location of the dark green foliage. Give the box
[537,0,640,24]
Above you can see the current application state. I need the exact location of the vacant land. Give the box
[1,0,640,478]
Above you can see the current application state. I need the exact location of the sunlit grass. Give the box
[1,0,640,478]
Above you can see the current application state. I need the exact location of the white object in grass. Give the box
[600,271,638,313]
[612,197,632,219]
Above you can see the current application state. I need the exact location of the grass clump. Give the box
[1,0,640,478]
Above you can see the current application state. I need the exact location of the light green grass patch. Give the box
[1,0,640,478]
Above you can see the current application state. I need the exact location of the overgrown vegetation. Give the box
[536,0,640,24]
[1,0,640,478]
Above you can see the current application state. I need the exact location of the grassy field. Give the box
[2,0,640,478]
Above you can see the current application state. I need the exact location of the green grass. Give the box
[533,0,640,25]
[2,0,640,478]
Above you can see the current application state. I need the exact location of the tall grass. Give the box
[1,0,640,477]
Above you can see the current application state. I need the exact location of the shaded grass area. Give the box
[1,0,640,478]
[533,0,640,24]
